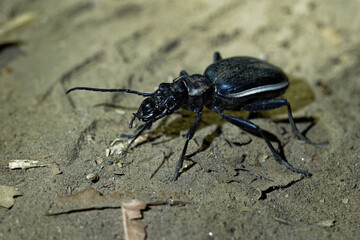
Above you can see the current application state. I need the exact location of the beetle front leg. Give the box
[241,99,328,146]
[171,109,203,181]
[217,111,311,177]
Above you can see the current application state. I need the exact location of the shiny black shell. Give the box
[204,57,289,110]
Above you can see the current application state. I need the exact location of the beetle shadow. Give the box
[250,76,322,137]
[257,76,316,118]
[150,108,286,166]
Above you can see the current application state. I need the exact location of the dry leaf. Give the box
[46,187,125,215]
[0,186,22,208]
[121,199,147,240]
[122,199,146,219]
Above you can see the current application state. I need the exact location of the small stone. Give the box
[51,166,62,175]
[317,220,335,227]
[95,158,103,165]
[86,173,100,183]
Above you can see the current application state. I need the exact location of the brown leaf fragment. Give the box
[121,199,147,240]
[45,187,124,215]
[0,186,22,209]
[122,199,147,219]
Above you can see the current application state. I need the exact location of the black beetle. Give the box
[66,52,327,181]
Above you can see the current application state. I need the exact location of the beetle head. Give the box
[130,86,174,127]
[130,97,158,126]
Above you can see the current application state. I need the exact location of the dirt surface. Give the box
[1,0,359,239]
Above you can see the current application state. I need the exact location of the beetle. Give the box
[66,52,327,181]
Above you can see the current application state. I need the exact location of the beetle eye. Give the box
[144,102,155,111]
[142,101,154,115]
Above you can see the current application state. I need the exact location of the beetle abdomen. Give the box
[204,57,288,110]
[205,57,288,96]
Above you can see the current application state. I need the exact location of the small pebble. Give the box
[317,220,335,227]
[95,158,103,165]
[51,166,62,175]
[86,173,100,183]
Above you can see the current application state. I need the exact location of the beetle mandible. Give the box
[66,52,327,181]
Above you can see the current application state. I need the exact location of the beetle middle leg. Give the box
[171,109,203,181]
[241,99,328,145]
[217,111,311,177]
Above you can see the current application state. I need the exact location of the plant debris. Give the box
[8,159,48,170]
[45,187,187,216]
[106,133,151,156]
[0,12,37,37]
[0,186,22,209]
[45,187,125,215]
[45,188,189,240]
[121,199,147,240]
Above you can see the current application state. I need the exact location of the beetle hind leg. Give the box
[217,111,311,177]
[241,99,328,146]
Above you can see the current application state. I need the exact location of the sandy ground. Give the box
[0,0,359,239]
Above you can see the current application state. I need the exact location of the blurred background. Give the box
[1,1,359,239]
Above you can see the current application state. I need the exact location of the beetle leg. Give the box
[179,70,189,76]
[241,99,328,146]
[171,109,203,181]
[213,52,222,62]
[218,111,311,177]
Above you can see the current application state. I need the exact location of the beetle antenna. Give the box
[66,87,153,97]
